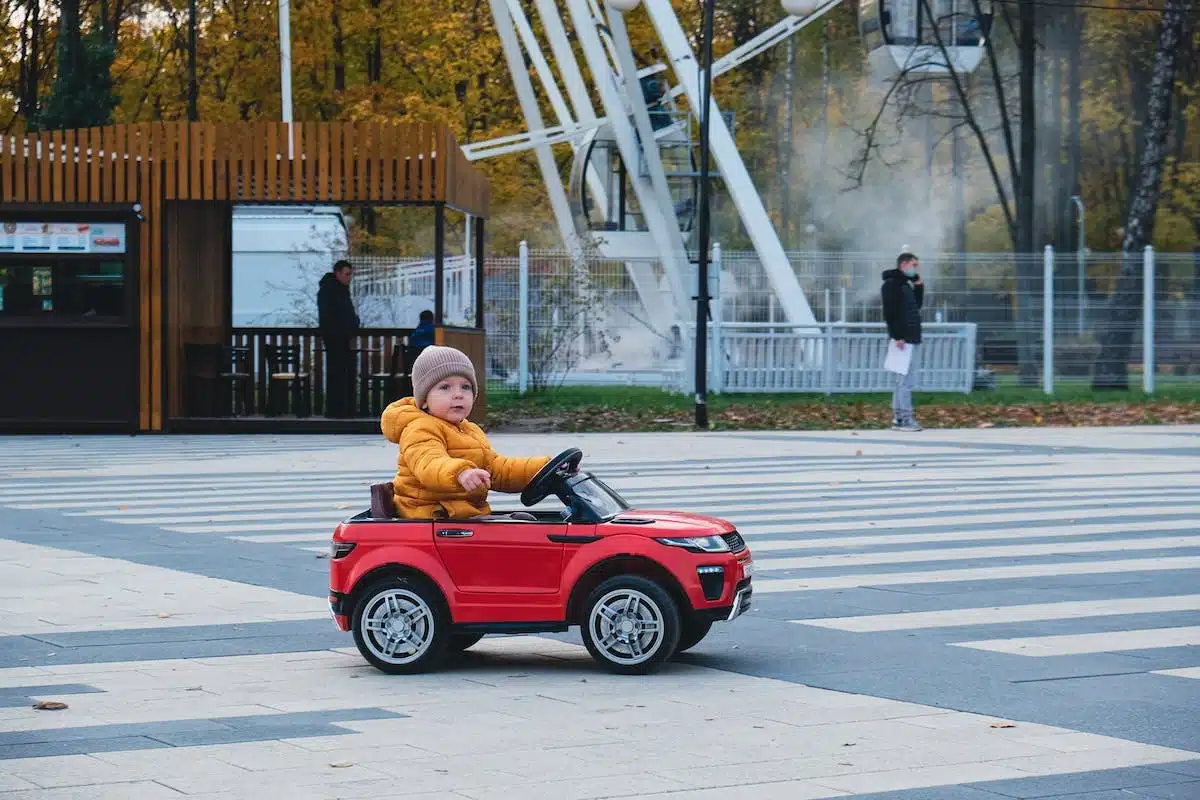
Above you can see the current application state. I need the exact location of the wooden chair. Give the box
[185,344,252,417]
[263,343,312,417]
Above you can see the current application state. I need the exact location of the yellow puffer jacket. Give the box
[380,398,550,519]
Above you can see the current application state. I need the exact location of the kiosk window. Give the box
[0,260,127,318]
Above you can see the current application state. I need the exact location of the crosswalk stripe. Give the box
[724,505,1200,531]
[16,478,1195,512]
[229,533,338,543]
[950,626,1200,657]
[791,595,1200,632]
[40,484,1168,515]
[752,556,1200,593]
[732,520,1200,550]
[99,495,1200,527]
[753,535,1200,571]
[1152,667,1200,680]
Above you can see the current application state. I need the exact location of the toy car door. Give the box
[434,519,565,594]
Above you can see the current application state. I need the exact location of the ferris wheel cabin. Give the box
[858,0,993,75]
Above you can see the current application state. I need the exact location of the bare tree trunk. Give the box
[1015,0,1039,384]
[779,36,793,249]
[19,0,43,123]
[1093,0,1191,389]
[1064,3,1081,254]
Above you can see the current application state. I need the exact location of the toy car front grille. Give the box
[721,531,746,553]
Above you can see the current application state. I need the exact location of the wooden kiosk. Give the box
[0,121,491,433]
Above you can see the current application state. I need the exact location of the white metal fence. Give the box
[229,241,1199,396]
[482,243,1198,396]
[713,323,976,394]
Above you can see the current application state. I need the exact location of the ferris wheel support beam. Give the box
[607,5,696,334]
[529,0,612,228]
[643,0,817,326]
[489,0,583,256]
[563,0,691,326]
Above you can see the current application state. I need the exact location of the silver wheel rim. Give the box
[588,588,665,666]
[360,589,435,665]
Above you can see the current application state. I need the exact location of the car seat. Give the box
[370,482,397,519]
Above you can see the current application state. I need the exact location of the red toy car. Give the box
[327,448,753,675]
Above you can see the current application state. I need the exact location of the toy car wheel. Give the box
[448,632,485,652]
[674,618,713,655]
[352,576,450,674]
[581,575,680,675]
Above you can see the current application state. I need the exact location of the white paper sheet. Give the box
[884,339,913,375]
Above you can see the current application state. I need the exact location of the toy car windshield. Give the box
[564,473,630,522]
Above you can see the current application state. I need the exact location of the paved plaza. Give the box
[0,426,1198,799]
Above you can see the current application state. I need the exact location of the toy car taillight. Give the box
[655,535,731,553]
[330,541,357,559]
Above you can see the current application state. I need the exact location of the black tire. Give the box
[448,632,485,652]
[674,617,713,655]
[351,575,450,674]
[580,575,681,675]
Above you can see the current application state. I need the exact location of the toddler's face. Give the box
[424,375,474,424]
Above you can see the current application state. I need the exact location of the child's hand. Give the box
[457,468,492,492]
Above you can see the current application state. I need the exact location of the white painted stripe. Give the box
[729,505,1200,531]
[1152,667,1200,680]
[110,496,1179,527]
[737,520,1200,551]
[951,626,1200,657]
[95,509,356,524]
[170,521,349,533]
[19,479,1190,513]
[69,497,364,515]
[684,495,1188,523]
[754,535,1200,571]
[752,555,1200,594]
[230,533,340,544]
[792,595,1200,632]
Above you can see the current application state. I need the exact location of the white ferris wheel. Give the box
[461,0,993,336]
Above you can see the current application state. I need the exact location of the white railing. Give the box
[711,322,976,394]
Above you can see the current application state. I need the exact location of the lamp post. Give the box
[1069,195,1085,336]
[692,0,715,429]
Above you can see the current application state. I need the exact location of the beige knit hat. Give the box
[411,345,477,408]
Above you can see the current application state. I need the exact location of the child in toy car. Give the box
[380,345,553,519]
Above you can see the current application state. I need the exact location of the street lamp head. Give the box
[781,0,824,16]
[606,0,642,11]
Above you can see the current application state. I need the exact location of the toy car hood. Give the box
[606,509,735,535]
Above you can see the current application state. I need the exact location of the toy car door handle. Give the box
[436,529,474,538]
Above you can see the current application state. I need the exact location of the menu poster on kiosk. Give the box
[0,222,127,254]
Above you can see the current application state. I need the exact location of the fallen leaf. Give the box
[157,613,171,619]
[315,552,329,559]
[990,722,1017,729]
[329,761,354,768]
[185,686,203,691]
[855,449,863,457]
[32,701,68,710]
[842,742,857,747]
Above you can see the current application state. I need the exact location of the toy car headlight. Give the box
[655,535,731,554]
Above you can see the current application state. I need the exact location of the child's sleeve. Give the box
[401,426,477,492]
[488,453,552,493]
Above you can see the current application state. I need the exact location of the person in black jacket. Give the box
[317,260,361,417]
[881,252,925,431]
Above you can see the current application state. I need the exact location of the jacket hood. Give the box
[380,398,428,443]
[319,272,344,289]
[881,268,907,281]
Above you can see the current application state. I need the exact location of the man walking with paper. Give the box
[882,252,924,431]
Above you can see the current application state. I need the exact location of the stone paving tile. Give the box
[0,780,189,800]
[972,766,1200,798]
[810,763,1040,795]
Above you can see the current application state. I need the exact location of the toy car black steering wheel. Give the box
[521,448,583,507]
